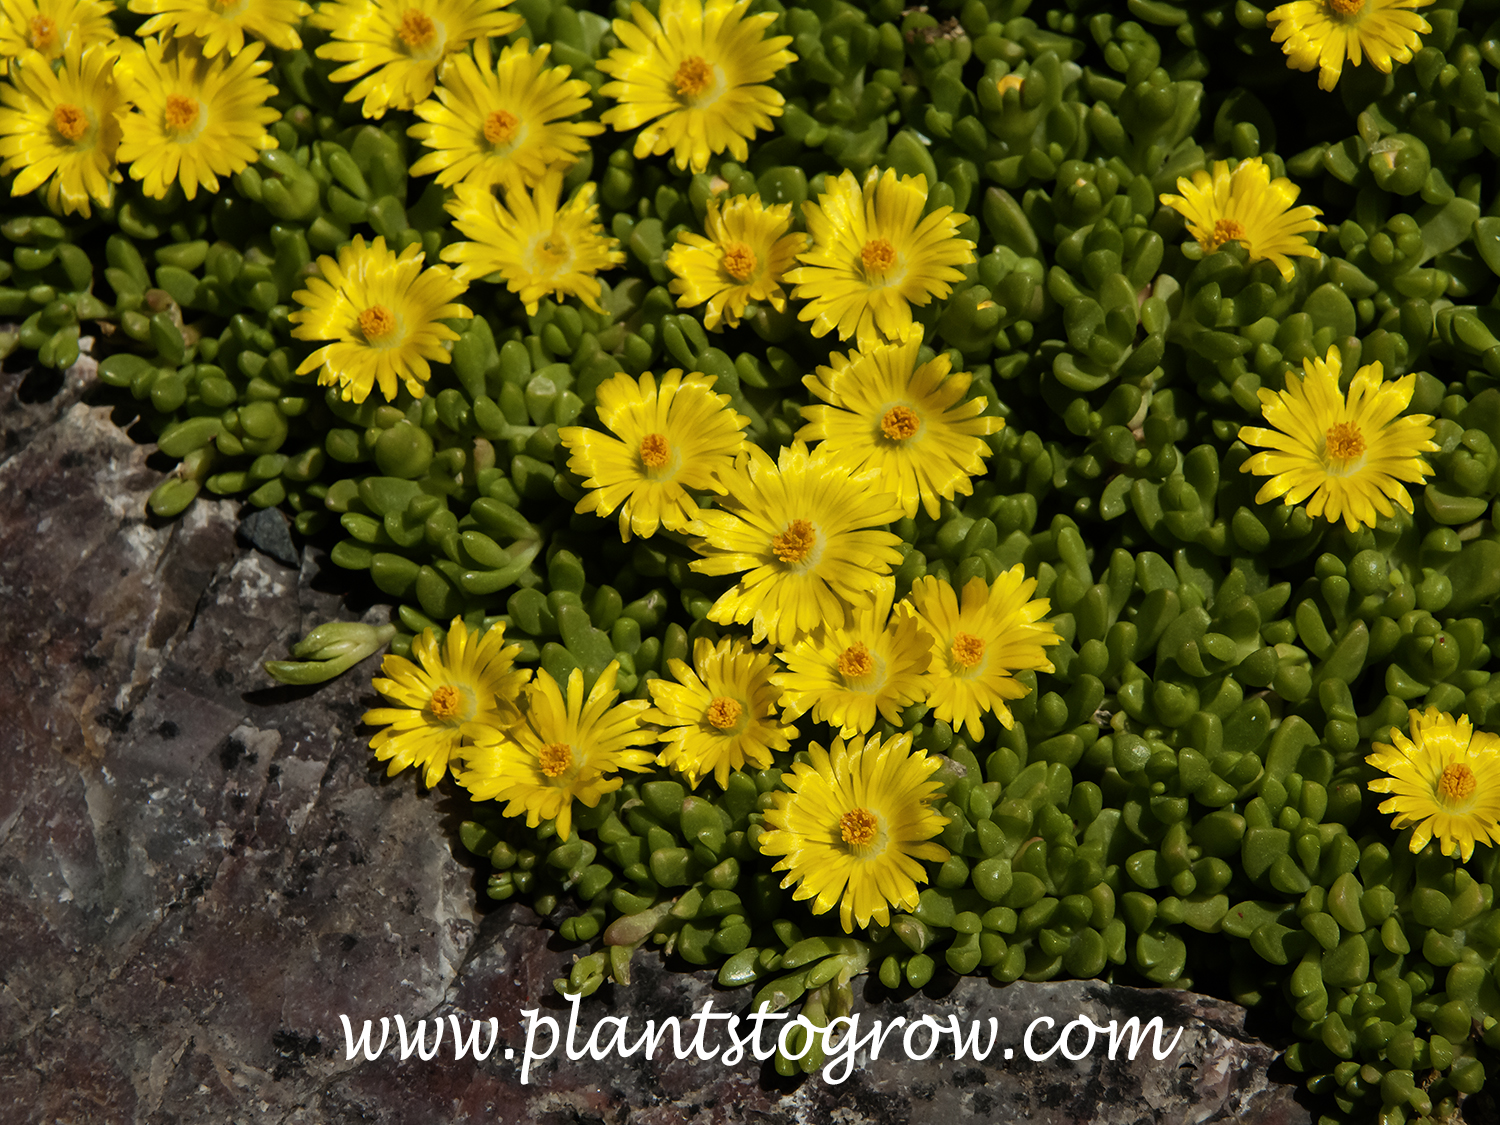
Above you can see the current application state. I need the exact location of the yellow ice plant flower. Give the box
[128,0,310,58]
[798,338,1004,521]
[665,192,805,330]
[443,170,624,314]
[908,570,1061,741]
[758,732,950,933]
[116,36,279,201]
[645,635,795,789]
[1159,157,1325,282]
[688,441,905,647]
[772,583,932,737]
[596,0,795,174]
[1239,345,1438,531]
[311,0,523,119]
[290,234,472,404]
[0,44,125,217]
[787,166,976,348]
[457,662,656,842]
[409,38,603,194]
[362,617,530,789]
[559,369,749,541]
[1367,708,1500,862]
[0,0,115,74]
[1268,0,1432,91]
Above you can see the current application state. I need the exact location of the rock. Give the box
[0,376,1312,1125]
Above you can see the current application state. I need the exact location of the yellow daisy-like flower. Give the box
[596,0,795,175]
[0,43,124,217]
[115,36,279,201]
[127,0,310,57]
[442,169,625,315]
[559,368,749,541]
[908,570,1061,741]
[645,635,796,789]
[786,167,976,349]
[687,440,905,648]
[665,192,805,331]
[1268,0,1432,92]
[408,38,603,194]
[456,662,656,842]
[290,234,472,404]
[772,584,932,737]
[797,338,1004,521]
[1238,345,1438,531]
[1367,707,1500,862]
[1159,157,1326,282]
[758,732,950,933]
[362,617,530,790]
[311,0,523,119]
[0,0,115,74]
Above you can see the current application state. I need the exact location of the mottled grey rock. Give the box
[236,507,300,569]
[0,370,1313,1125]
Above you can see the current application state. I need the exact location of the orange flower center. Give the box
[1203,218,1247,252]
[772,518,816,564]
[639,432,670,468]
[164,94,200,133]
[881,405,919,441]
[1325,422,1365,460]
[1439,763,1477,805]
[722,241,757,281]
[1326,0,1365,16]
[861,238,896,276]
[674,55,713,97]
[52,103,88,142]
[359,304,397,341]
[952,632,986,669]
[398,8,436,47]
[484,109,519,145]
[533,232,569,268]
[836,643,874,679]
[428,684,463,718]
[840,807,879,849]
[540,741,573,778]
[706,696,742,730]
[29,15,56,51]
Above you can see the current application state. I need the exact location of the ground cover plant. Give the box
[10,0,1500,1118]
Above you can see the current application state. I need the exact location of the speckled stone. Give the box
[0,361,1313,1125]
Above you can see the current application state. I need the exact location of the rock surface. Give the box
[0,361,1314,1124]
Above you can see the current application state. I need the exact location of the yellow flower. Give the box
[596,0,795,174]
[127,0,310,58]
[408,38,603,193]
[758,732,950,933]
[559,368,749,541]
[1367,708,1500,862]
[786,166,976,348]
[362,617,530,789]
[798,338,1004,520]
[1267,0,1432,91]
[0,43,124,217]
[645,635,795,789]
[665,192,805,330]
[1238,345,1438,531]
[115,36,279,201]
[1159,157,1325,282]
[772,584,932,738]
[311,0,523,119]
[908,570,1061,741]
[456,662,656,842]
[290,234,472,404]
[688,440,905,648]
[0,0,115,74]
[442,169,625,314]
